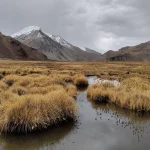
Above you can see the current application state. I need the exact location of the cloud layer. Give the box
[0,0,150,53]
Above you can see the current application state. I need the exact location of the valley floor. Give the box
[0,60,150,133]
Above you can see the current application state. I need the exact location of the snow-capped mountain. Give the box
[12,26,41,38]
[12,26,72,48]
[48,35,72,48]
[12,26,102,61]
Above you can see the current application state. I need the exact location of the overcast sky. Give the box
[0,0,150,53]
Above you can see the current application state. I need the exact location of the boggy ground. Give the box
[0,61,89,133]
[87,77,150,112]
[0,60,150,133]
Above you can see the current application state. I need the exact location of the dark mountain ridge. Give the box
[0,32,47,60]
[104,41,150,61]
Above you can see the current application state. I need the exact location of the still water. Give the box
[1,76,150,150]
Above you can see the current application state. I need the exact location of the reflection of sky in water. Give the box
[96,79,120,86]
[88,76,120,86]
[0,76,150,150]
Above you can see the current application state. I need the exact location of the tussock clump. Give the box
[17,77,32,87]
[87,83,114,102]
[0,90,77,133]
[87,77,150,112]
[0,81,8,91]
[74,75,88,87]
[2,75,19,86]
[0,74,78,133]
[29,86,49,95]
[61,74,73,83]
[65,84,77,98]
[47,84,64,92]
[10,86,28,96]
[29,84,64,95]
[0,92,16,104]
[121,77,150,90]
[27,75,66,88]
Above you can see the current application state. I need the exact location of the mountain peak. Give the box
[12,26,41,38]
[12,26,102,61]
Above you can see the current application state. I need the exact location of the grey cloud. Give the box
[76,7,87,14]
[0,0,150,53]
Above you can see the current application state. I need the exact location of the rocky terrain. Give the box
[104,41,150,61]
[12,26,102,61]
[0,32,47,60]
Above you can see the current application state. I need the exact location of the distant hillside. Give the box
[0,32,47,60]
[104,41,150,61]
[12,26,102,61]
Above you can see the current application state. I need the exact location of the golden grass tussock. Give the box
[26,75,67,88]
[65,84,77,98]
[2,75,20,86]
[0,73,78,133]
[87,77,150,112]
[87,83,115,102]
[29,84,64,95]
[73,75,88,87]
[0,92,16,105]
[0,81,8,91]
[0,90,77,133]
[17,76,32,87]
[60,74,73,83]
[10,86,28,96]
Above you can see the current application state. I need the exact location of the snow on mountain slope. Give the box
[12,26,98,53]
[12,26,41,38]
[12,26,72,48]
[79,47,86,51]
[12,26,103,61]
[48,34,72,48]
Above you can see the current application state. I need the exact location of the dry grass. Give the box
[73,75,88,87]
[65,84,77,98]
[0,81,8,91]
[87,77,150,112]
[1,61,150,82]
[0,90,77,132]
[87,83,115,102]
[0,73,78,133]
[1,60,150,132]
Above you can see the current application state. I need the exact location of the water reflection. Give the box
[0,122,76,150]
[87,76,150,142]
[88,75,120,86]
[88,100,150,142]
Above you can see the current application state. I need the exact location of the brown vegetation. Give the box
[0,60,150,132]
[73,75,88,87]
[0,90,77,132]
[87,77,150,112]
[0,73,78,133]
